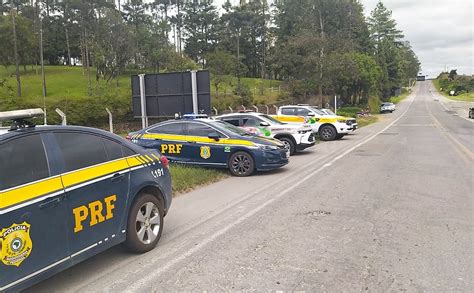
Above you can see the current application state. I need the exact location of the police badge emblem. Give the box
[200,146,211,159]
[0,222,33,266]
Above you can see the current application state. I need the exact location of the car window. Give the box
[211,121,252,136]
[281,108,295,115]
[0,134,50,190]
[54,133,109,172]
[296,108,310,116]
[102,138,124,161]
[222,118,240,126]
[149,123,184,135]
[186,123,217,137]
[242,117,261,127]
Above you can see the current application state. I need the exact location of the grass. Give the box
[389,90,411,104]
[169,164,228,195]
[211,76,283,107]
[432,79,474,102]
[357,115,379,127]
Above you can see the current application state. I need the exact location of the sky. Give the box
[217,0,474,77]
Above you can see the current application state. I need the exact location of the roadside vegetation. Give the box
[169,165,228,196]
[433,71,474,102]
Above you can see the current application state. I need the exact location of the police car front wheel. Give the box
[125,193,164,253]
[229,151,255,177]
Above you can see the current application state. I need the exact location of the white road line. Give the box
[126,94,415,291]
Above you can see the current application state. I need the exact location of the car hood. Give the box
[235,134,285,148]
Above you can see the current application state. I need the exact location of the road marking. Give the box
[125,92,416,292]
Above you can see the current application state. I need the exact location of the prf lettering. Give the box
[73,195,117,233]
[161,144,183,154]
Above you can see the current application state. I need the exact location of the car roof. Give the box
[217,112,262,117]
[0,125,138,148]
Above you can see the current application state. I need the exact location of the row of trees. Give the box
[0,0,420,106]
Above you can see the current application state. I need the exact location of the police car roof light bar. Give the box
[0,108,44,131]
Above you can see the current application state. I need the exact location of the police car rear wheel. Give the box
[125,193,164,253]
[229,151,255,177]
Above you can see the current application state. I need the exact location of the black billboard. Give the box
[132,70,211,118]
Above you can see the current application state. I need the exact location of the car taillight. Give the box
[125,135,132,140]
[160,155,169,168]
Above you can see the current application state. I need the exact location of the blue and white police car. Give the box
[0,109,172,291]
[128,116,289,176]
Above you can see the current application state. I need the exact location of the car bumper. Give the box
[348,123,358,131]
[254,148,289,171]
[296,133,316,150]
[335,122,352,134]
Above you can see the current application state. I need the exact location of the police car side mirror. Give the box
[259,122,270,127]
[208,132,220,141]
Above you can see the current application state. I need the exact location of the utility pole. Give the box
[11,8,22,97]
[237,28,241,88]
[39,18,47,98]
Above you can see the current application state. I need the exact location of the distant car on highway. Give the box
[469,107,474,119]
[380,102,396,113]
[0,109,173,292]
[128,117,289,176]
[214,112,315,156]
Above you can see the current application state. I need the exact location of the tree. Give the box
[206,50,235,97]
[182,0,219,66]
[93,9,133,85]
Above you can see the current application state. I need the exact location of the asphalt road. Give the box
[28,81,473,292]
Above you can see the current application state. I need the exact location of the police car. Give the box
[275,105,357,141]
[128,117,289,177]
[214,112,315,155]
[0,109,172,291]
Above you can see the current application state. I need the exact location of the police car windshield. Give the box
[260,114,285,125]
[211,120,254,136]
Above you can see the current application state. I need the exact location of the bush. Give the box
[233,83,253,107]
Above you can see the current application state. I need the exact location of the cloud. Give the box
[362,0,473,76]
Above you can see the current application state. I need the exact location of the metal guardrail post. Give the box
[265,105,269,114]
[252,104,258,112]
[273,105,278,114]
[55,108,67,125]
[213,107,218,115]
[106,108,113,133]
[241,105,246,111]
[229,106,233,113]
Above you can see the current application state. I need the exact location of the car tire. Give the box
[278,137,296,155]
[335,133,345,140]
[319,125,337,141]
[124,193,164,253]
[229,151,255,177]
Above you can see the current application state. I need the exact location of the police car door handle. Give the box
[39,197,62,209]
[187,140,196,144]
[111,173,125,182]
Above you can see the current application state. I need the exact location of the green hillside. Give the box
[0,66,285,126]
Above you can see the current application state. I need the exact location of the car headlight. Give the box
[256,143,279,150]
